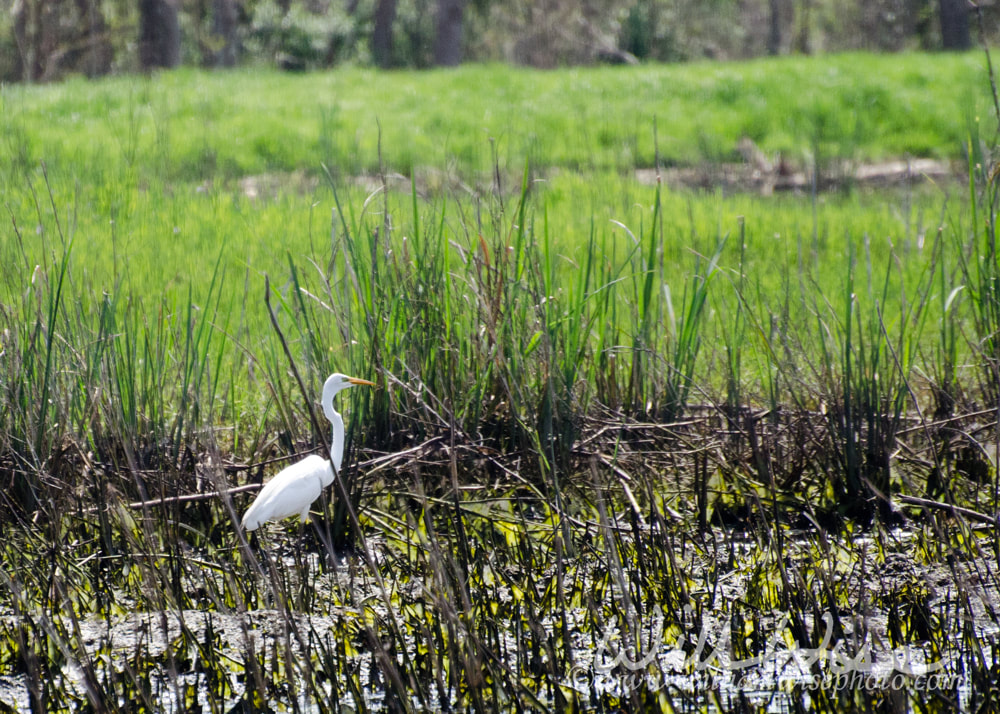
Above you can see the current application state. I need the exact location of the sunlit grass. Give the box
[0,51,991,183]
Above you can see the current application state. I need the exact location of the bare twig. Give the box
[897,494,997,527]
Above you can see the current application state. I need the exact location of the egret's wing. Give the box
[241,455,332,529]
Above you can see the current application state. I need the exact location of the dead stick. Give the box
[77,483,263,514]
[897,494,997,527]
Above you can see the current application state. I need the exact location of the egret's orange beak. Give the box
[349,377,376,386]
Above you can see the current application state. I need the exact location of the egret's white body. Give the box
[240,455,333,530]
[241,373,374,531]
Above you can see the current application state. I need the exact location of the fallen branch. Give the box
[897,494,997,527]
[121,483,262,511]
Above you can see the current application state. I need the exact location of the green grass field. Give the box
[2,52,1000,712]
[1,51,991,181]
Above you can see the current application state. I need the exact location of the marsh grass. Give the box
[4,161,995,710]
[803,233,933,523]
[3,56,1000,711]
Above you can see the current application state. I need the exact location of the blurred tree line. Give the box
[1,0,990,82]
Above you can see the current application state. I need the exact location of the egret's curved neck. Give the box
[321,377,350,476]
[329,409,345,474]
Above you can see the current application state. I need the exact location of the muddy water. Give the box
[0,530,993,712]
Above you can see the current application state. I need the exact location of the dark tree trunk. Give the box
[139,0,181,69]
[939,0,971,50]
[12,0,61,81]
[767,0,782,55]
[12,0,38,81]
[212,0,238,67]
[372,0,398,67]
[433,0,466,66]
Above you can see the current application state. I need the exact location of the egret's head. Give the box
[322,373,375,405]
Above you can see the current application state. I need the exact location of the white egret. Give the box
[241,373,375,531]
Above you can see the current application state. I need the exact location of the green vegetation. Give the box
[1,51,991,181]
[1,53,999,711]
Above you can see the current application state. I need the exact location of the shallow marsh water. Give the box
[1,524,993,712]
